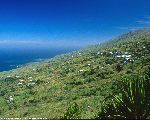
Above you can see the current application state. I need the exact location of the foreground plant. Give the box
[97,74,150,119]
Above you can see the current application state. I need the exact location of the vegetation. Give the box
[0,28,149,119]
[62,102,81,119]
[97,74,150,119]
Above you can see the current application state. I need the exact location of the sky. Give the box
[0,0,150,48]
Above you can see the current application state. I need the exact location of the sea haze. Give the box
[0,46,79,72]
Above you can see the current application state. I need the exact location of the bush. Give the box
[62,102,81,119]
[114,63,123,72]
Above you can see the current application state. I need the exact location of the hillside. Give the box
[0,28,150,119]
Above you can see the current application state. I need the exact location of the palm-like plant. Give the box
[97,74,150,119]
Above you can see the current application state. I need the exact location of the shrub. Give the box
[62,102,81,119]
[114,63,123,72]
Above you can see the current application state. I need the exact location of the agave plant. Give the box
[97,74,150,119]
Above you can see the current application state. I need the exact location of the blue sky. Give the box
[0,0,150,48]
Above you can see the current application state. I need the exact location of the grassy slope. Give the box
[0,28,150,118]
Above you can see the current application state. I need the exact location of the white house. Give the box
[88,64,91,66]
[116,55,121,58]
[9,96,13,102]
[19,79,24,82]
[28,77,32,79]
[18,82,23,85]
[97,52,100,55]
[109,52,113,54]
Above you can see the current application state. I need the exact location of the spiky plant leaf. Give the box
[97,74,150,119]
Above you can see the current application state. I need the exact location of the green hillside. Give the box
[0,28,150,119]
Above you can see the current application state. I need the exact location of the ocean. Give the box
[0,47,79,72]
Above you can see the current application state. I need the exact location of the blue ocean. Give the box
[0,47,79,72]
